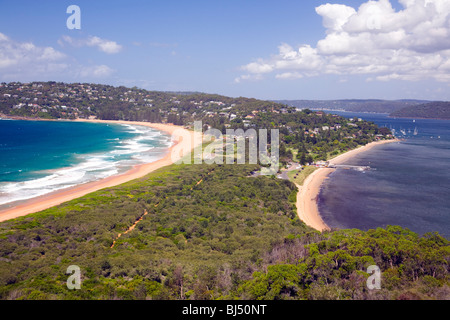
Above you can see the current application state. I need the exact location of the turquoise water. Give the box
[318,112,450,238]
[0,120,172,208]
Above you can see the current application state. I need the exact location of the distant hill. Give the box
[390,101,450,120]
[275,99,428,114]
[0,81,290,123]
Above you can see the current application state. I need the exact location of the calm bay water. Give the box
[0,120,172,209]
[318,111,450,238]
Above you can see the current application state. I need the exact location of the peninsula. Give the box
[390,101,450,120]
[0,82,447,301]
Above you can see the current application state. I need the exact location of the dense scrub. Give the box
[0,163,305,300]
[232,227,450,300]
[0,162,448,300]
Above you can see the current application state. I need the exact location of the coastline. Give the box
[296,139,401,232]
[0,120,201,223]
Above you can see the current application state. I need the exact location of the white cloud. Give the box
[0,32,67,73]
[0,32,115,81]
[237,0,450,83]
[242,60,274,74]
[59,35,122,54]
[275,72,304,80]
[315,3,357,32]
[234,74,264,83]
[86,36,122,54]
[78,65,115,78]
[0,33,9,42]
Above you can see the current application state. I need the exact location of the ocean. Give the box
[0,120,172,210]
[318,111,450,238]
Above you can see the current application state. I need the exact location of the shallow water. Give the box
[0,120,172,209]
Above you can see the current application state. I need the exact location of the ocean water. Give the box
[318,112,450,238]
[0,120,172,209]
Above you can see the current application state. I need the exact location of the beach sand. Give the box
[295,169,333,232]
[296,139,401,232]
[0,120,201,223]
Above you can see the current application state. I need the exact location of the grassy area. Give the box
[287,166,318,186]
[286,147,299,162]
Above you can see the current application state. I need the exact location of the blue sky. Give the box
[0,0,449,101]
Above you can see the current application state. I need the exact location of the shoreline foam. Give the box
[0,120,200,222]
[0,121,171,206]
[296,139,401,232]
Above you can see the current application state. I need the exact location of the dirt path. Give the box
[190,169,215,190]
[110,210,148,248]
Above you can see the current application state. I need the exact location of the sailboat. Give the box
[413,127,418,136]
[400,129,406,135]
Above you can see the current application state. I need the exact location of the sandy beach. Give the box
[296,139,401,232]
[0,120,201,223]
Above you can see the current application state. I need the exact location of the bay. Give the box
[318,111,450,238]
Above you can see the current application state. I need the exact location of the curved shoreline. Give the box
[296,139,401,232]
[0,120,200,223]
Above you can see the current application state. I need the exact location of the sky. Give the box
[0,0,450,101]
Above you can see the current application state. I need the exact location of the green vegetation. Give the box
[0,81,447,300]
[0,161,448,300]
[287,166,318,186]
[0,81,291,122]
[0,162,307,300]
[390,101,450,120]
[245,110,391,165]
[231,227,450,300]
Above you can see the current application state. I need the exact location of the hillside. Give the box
[0,83,427,120]
[390,101,450,120]
[0,161,448,300]
[276,99,427,114]
[0,81,395,166]
[0,81,288,123]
